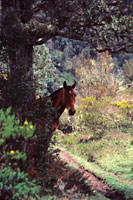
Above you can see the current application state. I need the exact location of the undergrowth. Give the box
[0,107,41,199]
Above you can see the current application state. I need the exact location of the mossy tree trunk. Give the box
[8,43,34,119]
[1,1,34,120]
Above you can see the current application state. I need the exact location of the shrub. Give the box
[0,108,41,199]
[111,100,133,128]
[77,96,108,139]
[76,94,133,136]
[0,167,40,200]
[0,107,36,170]
[75,51,119,98]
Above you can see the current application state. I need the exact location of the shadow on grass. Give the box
[39,157,93,199]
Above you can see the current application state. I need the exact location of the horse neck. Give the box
[50,88,66,117]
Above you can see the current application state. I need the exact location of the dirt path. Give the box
[59,150,125,200]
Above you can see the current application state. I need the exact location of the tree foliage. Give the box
[1,0,133,53]
[33,44,60,97]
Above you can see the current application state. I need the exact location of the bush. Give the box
[0,167,40,200]
[76,96,133,136]
[0,107,36,168]
[111,100,133,129]
[0,108,41,199]
[77,96,109,139]
[75,51,119,98]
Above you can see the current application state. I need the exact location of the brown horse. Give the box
[25,81,77,172]
[35,81,76,132]
[26,81,76,158]
[49,81,76,130]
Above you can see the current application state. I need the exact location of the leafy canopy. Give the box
[1,0,133,53]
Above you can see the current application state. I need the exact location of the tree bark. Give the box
[1,1,34,120]
[8,43,34,120]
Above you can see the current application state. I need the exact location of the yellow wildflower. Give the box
[10,150,15,154]
[3,74,7,80]
[0,72,7,80]
[30,125,33,129]
[122,100,127,104]
[84,152,87,155]
[24,121,28,125]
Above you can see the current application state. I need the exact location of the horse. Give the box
[34,81,76,132]
[26,81,77,160]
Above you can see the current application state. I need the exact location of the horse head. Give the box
[63,81,76,116]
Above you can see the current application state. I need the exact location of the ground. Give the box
[58,150,126,200]
[42,148,126,200]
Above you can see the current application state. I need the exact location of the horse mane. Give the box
[49,87,63,98]
[49,85,73,98]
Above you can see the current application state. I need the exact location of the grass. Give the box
[55,128,133,200]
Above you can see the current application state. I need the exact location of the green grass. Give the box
[56,130,133,200]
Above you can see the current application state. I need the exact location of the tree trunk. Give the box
[1,1,34,120]
[8,43,34,120]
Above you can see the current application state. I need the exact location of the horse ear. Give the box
[72,81,76,88]
[63,81,67,88]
